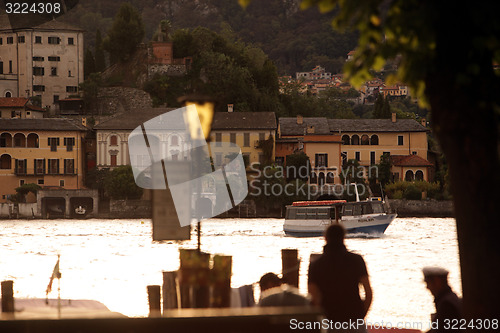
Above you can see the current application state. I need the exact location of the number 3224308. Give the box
[443,318,498,330]
[5,2,61,14]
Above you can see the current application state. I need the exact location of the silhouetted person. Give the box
[258,272,310,307]
[423,267,462,333]
[308,224,372,332]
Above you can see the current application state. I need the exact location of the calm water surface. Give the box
[0,218,460,327]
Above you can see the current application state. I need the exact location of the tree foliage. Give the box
[103,3,145,64]
[104,165,143,200]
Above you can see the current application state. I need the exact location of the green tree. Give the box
[104,165,143,200]
[79,73,102,115]
[13,183,41,203]
[84,49,96,80]
[372,94,384,118]
[85,168,110,198]
[381,96,391,118]
[103,3,145,64]
[94,29,106,72]
[285,151,310,181]
[302,0,500,320]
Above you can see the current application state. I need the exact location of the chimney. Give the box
[297,115,303,125]
[227,104,234,112]
[391,112,397,123]
[421,118,426,127]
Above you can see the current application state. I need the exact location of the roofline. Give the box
[211,127,277,130]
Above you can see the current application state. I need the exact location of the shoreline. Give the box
[0,199,454,220]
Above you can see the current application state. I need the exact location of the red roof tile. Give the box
[391,155,433,167]
[0,97,29,108]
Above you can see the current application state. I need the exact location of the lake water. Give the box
[0,217,460,329]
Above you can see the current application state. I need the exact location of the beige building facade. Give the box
[0,16,84,111]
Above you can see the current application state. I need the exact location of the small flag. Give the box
[46,256,61,295]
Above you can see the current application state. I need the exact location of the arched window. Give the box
[370,135,379,145]
[405,170,414,181]
[0,154,12,169]
[351,135,360,145]
[13,133,26,147]
[171,135,179,146]
[0,133,12,147]
[361,135,370,145]
[110,135,118,146]
[310,172,318,184]
[415,170,424,181]
[5,91,12,97]
[342,135,350,145]
[318,172,325,186]
[27,133,39,148]
[327,172,335,184]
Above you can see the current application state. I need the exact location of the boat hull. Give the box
[284,213,397,237]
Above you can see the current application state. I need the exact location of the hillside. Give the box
[60,0,357,75]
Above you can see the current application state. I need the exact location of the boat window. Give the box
[317,208,329,218]
[353,204,362,216]
[343,204,353,216]
[362,204,373,214]
[296,210,306,217]
[371,202,384,213]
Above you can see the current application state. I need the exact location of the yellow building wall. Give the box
[303,141,342,184]
[210,129,275,167]
[0,130,85,202]
[391,166,430,182]
[341,131,428,166]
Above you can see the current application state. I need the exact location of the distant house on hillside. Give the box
[296,65,332,81]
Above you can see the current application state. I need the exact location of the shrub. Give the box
[403,185,422,200]
[385,180,441,200]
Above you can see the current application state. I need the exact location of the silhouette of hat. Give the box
[423,266,449,279]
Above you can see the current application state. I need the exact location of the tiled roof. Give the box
[279,117,330,136]
[0,118,88,131]
[0,14,83,31]
[35,19,84,32]
[328,119,428,133]
[93,108,176,130]
[391,155,433,167]
[211,112,277,130]
[0,97,29,108]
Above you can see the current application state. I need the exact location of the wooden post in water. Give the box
[211,255,232,307]
[1,280,14,313]
[147,285,161,317]
[162,271,179,312]
[281,249,300,288]
[179,249,210,308]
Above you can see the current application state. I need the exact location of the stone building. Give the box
[0,15,84,112]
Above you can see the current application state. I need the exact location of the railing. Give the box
[12,168,77,176]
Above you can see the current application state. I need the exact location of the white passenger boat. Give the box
[283,199,397,236]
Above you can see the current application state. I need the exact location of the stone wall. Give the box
[97,87,153,115]
[109,199,152,219]
[387,199,454,218]
[0,203,39,218]
[148,64,187,77]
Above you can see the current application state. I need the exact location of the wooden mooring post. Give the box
[162,271,179,312]
[211,255,232,307]
[1,280,14,313]
[179,249,210,308]
[281,249,299,288]
[147,285,161,317]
